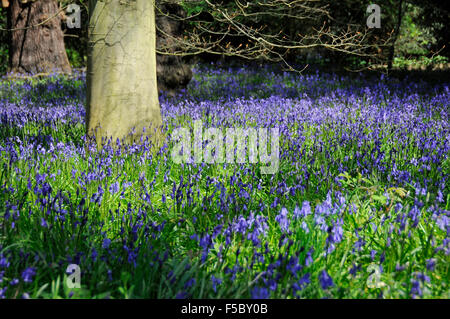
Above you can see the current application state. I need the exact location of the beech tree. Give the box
[86,0,162,147]
[86,0,391,147]
[2,0,71,74]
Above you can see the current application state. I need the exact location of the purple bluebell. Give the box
[275,207,290,233]
[21,267,36,283]
[318,270,334,290]
[251,287,270,299]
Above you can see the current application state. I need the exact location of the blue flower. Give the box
[292,273,310,296]
[318,270,334,290]
[411,280,422,298]
[21,267,36,283]
[0,287,6,299]
[300,201,312,217]
[349,264,360,276]
[175,291,189,299]
[91,248,98,262]
[251,287,270,299]
[184,278,196,289]
[10,278,19,286]
[416,272,430,283]
[211,275,222,293]
[436,190,444,203]
[109,182,120,194]
[102,238,111,249]
[305,249,314,266]
[40,218,48,228]
[199,234,212,250]
[275,207,290,233]
[293,205,301,218]
[426,258,436,271]
[0,255,10,269]
[91,185,104,205]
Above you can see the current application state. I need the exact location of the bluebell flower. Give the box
[91,185,104,205]
[0,255,10,269]
[293,205,301,219]
[305,248,314,267]
[436,190,444,203]
[426,258,436,271]
[300,201,312,217]
[267,279,277,291]
[411,280,422,298]
[416,273,430,283]
[175,291,189,299]
[0,287,6,299]
[102,238,111,249]
[395,264,406,272]
[292,273,310,296]
[318,270,334,290]
[325,218,344,254]
[211,275,222,293]
[91,248,98,262]
[21,267,36,283]
[199,234,212,250]
[349,264,360,276]
[109,182,120,194]
[251,287,270,299]
[275,207,290,233]
[380,251,386,263]
[40,218,48,228]
[184,278,196,289]
[354,238,365,252]
[301,221,309,234]
[10,278,19,286]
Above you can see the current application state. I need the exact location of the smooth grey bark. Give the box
[86,0,162,147]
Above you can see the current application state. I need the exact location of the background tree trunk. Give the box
[155,0,192,95]
[87,0,162,147]
[8,0,71,74]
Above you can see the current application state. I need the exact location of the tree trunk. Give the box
[87,0,162,147]
[155,0,192,95]
[8,0,71,74]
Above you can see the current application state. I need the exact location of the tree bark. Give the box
[87,0,162,147]
[155,0,192,95]
[8,0,71,74]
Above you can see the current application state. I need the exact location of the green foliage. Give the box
[65,48,85,69]
[179,0,208,16]
[393,55,449,69]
